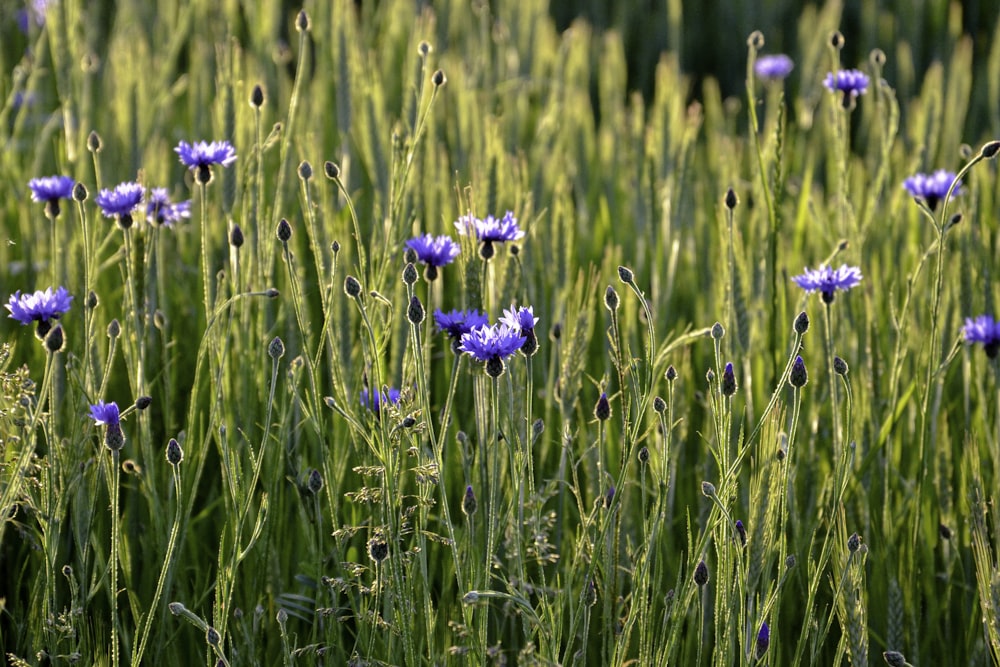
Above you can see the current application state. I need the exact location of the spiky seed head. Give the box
[402,262,418,285]
[594,392,611,421]
[250,84,265,108]
[230,224,244,248]
[833,356,849,376]
[665,365,677,381]
[653,395,666,413]
[73,182,88,202]
[107,319,121,339]
[87,130,103,153]
[276,218,292,242]
[324,161,340,180]
[135,395,152,410]
[604,285,620,312]
[344,275,362,297]
[307,468,323,494]
[432,69,446,87]
[711,322,725,339]
[693,559,709,586]
[617,265,634,284]
[407,295,425,325]
[44,324,65,353]
[268,336,285,360]
[297,160,313,181]
[794,311,810,334]
[295,9,310,32]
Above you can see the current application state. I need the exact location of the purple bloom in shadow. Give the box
[146,188,192,226]
[360,387,401,414]
[89,400,120,426]
[434,308,489,341]
[902,170,962,211]
[755,54,793,80]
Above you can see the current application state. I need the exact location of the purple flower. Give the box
[405,234,460,280]
[902,170,962,211]
[6,287,73,337]
[434,308,489,341]
[459,323,526,376]
[146,188,192,226]
[455,211,524,259]
[500,304,539,332]
[96,182,145,226]
[176,140,237,184]
[89,400,120,426]
[962,314,1000,358]
[755,54,794,80]
[17,0,52,32]
[824,69,870,105]
[29,176,75,217]
[360,387,401,414]
[755,622,770,660]
[792,264,862,303]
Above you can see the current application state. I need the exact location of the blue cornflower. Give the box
[96,182,145,228]
[405,234,460,280]
[6,286,73,338]
[824,69,869,106]
[146,188,192,226]
[29,175,75,218]
[434,308,489,342]
[963,314,1000,358]
[459,323,526,376]
[792,264,863,303]
[455,211,524,260]
[360,387,401,414]
[89,400,124,451]
[89,400,120,426]
[902,170,962,211]
[755,54,794,80]
[175,140,237,184]
[500,304,540,356]
[755,622,770,660]
[17,0,52,32]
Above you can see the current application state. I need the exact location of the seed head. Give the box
[432,69,446,87]
[604,285,619,312]
[268,336,285,360]
[297,160,313,181]
[789,355,808,387]
[166,438,184,465]
[833,356,849,376]
[693,559,709,586]
[44,324,65,353]
[276,218,292,242]
[407,295,425,325]
[307,468,323,494]
[594,392,611,422]
[73,182,88,202]
[230,224,244,248]
[794,311,810,334]
[402,262,418,285]
[462,485,477,516]
[724,188,738,210]
[617,265,635,284]
[344,275,362,298]
[324,161,341,180]
[250,84,265,108]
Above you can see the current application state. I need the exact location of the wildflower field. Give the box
[3,0,1000,664]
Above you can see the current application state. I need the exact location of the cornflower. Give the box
[962,314,1000,358]
[405,234,460,280]
[6,286,73,338]
[455,211,524,260]
[902,170,962,211]
[175,140,237,185]
[823,69,869,107]
[29,175,75,218]
[96,182,145,228]
[459,323,526,377]
[792,264,862,303]
[755,54,793,80]
[146,188,192,226]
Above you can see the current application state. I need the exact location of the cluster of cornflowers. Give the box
[456,304,538,377]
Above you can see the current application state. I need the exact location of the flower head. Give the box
[405,234,460,279]
[146,188,192,226]
[459,323,526,375]
[902,170,962,211]
[89,400,120,426]
[792,264,862,303]
[360,387,401,414]
[755,54,794,80]
[824,69,870,106]
[455,211,524,243]
[6,287,73,337]
[96,182,145,224]
[434,308,489,341]
[29,175,75,217]
[962,314,1000,358]
[500,305,539,332]
[175,140,237,184]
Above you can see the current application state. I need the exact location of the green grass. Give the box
[2,0,1000,665]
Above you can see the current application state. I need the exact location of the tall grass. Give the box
[2,0,1000,665]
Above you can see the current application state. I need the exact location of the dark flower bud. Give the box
[297,160,313,181]
[117,212,134,230]
[276,608,288,625]
[882,650,908,667]
[134,395,152,410]
[830,30,844,49]
[939,523,952,540]
[105,421,125,452]
[735,519,747,547]
[711,322,725,340]
[946,213,962,230]
[725,188,738,210]
[532,418,544,440]
[307,468,323,494]
[268,336,285,360]
[980,140,1000,159]
[617,265,634,284]
[478,239,496,260]
[847,532,861,553]
[789,355,808,387]
[585,579,597,607]
[604,285,620,312]
[407,295,425,325]
[87,290,99,309]
[785,554,796,569]
[706,368,715,384]
[230,224,244,248]
[653,395,666,413]
[73,182,88,202]
[833,356,849,376]
[638,446,649,464]
[166,438,184,465]
[368,536,388,563]
[604,484,615,508]
[195,164,212,185]
[462,485,477,516]
[721,362,737,396]
[521,328,538,357]
[250,84,265,108]
[324,161,340,180]
[402,262,418,285]
[44,324,65,353]
[594,392,611,421]
[665,365,677,382]
[87,130,103,153]
[206,626,221,646]
[550,322,561,341]
[331,240,341,254]
[295,9,310,32]
[693,559,709,586]
[794,311,809,334]
[510,244,520,257]
[107,319,121,339]
[432,69,446,87]
[276,218,292,242]
[344,275,362,297]
[418,41,432,57]
[265,288,280,298]
[755,622,770,660]
[701,481,716,497]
